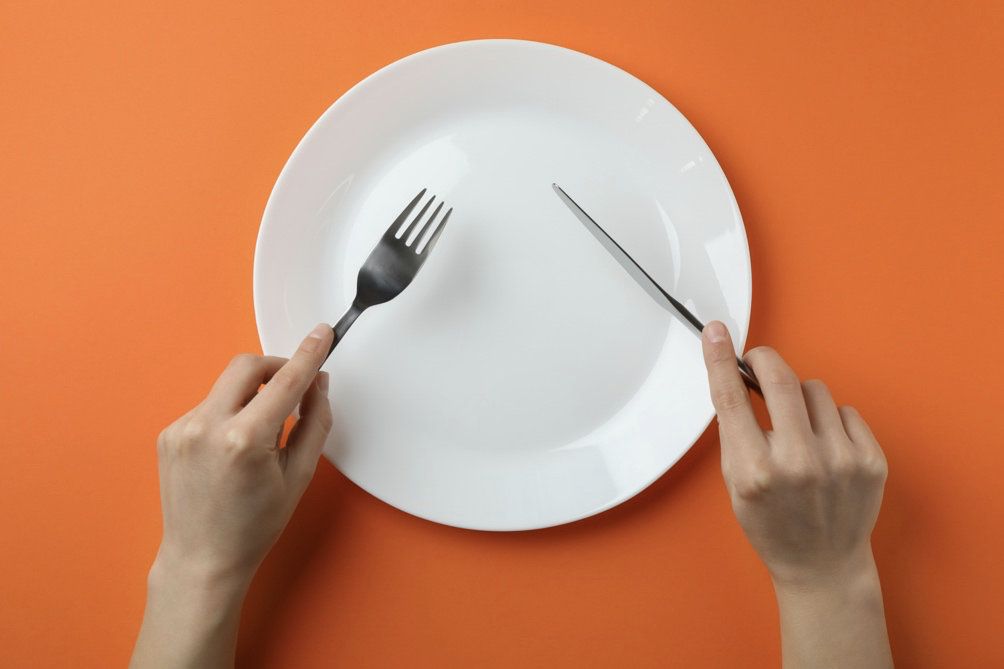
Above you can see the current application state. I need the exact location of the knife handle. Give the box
[737,356,763,397]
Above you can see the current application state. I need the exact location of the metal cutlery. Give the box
[324,189,452,362]
[552,183,761,395]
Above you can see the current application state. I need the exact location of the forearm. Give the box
[130,557,252,669]
[773,552,893,669]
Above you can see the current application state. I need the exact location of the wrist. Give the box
[148,551,255,612]
[770,548,893,669]
[134,551,253,668]
[770,547,882,600]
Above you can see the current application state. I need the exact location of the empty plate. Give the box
[254,39,751,530]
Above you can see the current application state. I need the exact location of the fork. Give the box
[324,188,452,361]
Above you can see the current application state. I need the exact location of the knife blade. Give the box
[552,183,761,395]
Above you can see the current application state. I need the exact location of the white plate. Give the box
[254,40,751,531]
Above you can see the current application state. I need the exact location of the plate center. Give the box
[326,110,674,452]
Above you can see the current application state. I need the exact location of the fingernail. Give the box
[318,372,329,394]
[308,323,329,339]
[704,321,727,343]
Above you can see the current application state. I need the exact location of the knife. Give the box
[552,183,761,396]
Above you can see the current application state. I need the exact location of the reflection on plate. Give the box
[254,40,751,530]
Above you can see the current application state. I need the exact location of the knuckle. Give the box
[229,353,259,371]
[747,345,777,359]
[802,378,830,395]
[273,369,302,394]
[746,346,778,369]
[223,426,256,452]
[762,368,800,390]
[828,451,857,480]
[181,418,209,444]
[746,348,800,389]
[838,404,860,420]
[734,468,773,500]
[712,385,749,412]
[783,459,823,488]
[708,342,736,363]
[862,452,889,481]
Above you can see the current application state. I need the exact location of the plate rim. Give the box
[253,38,752,531]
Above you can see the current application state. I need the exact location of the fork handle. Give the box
[323,301,365,363]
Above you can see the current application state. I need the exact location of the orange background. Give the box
[2,1,1003,666]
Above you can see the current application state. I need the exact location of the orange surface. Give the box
[2,1,1003,666]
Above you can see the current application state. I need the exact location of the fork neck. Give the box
[328,300,366,356]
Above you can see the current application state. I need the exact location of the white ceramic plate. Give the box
[254,39,751,531]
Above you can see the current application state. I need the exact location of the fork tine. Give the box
[397,195,434,240]
[406,200,443,246]
[383,188,427,240]
[400,196,437,243]
[417,206,451,254]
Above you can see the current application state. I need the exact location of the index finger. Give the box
[244,323,334,427]
[701,322,763,446]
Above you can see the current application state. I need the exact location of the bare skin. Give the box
[702,320,892,669]
[130,324,334,668]
[131,320,893,668]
